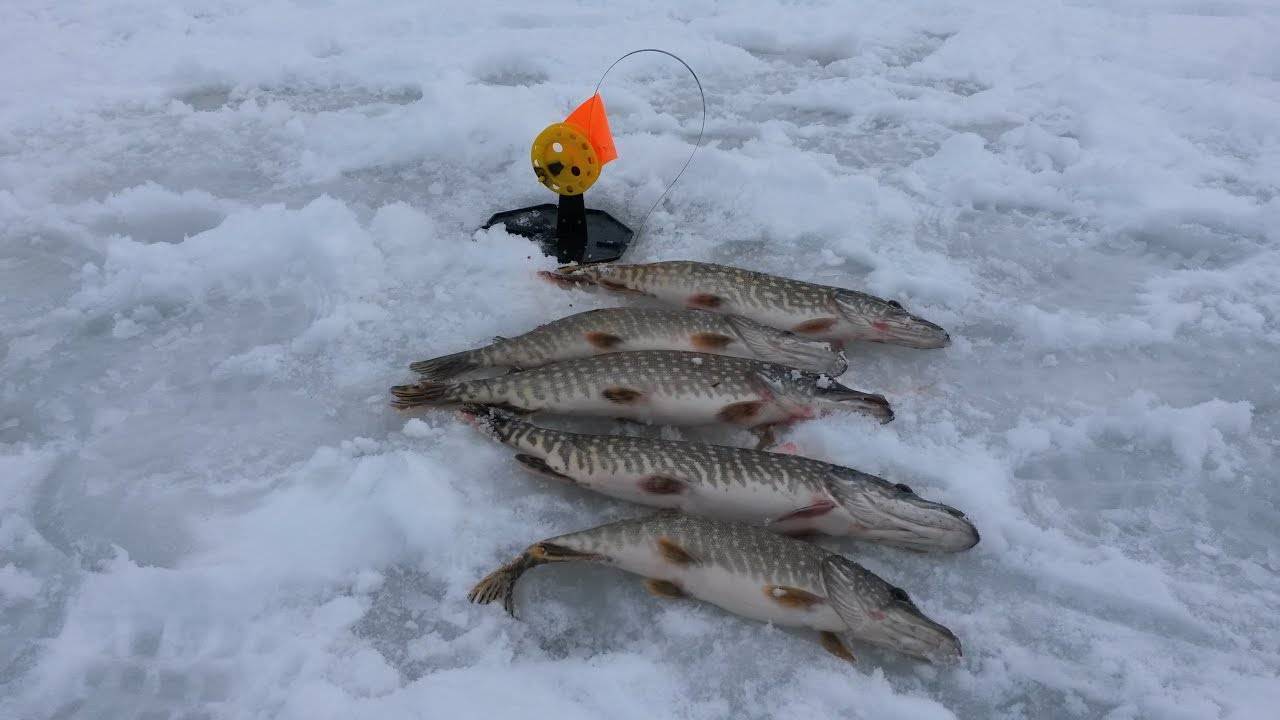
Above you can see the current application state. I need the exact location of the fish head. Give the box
[725,315,848,376]
[820,556,963,663]
[833,292,950,349]
[827,473,979,552]
[457,404,525,443]
[754,369,893,423]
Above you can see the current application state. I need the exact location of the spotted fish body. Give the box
[468,512,963,663]
[391,350,892,427]
[410,307,846,380]
[544,260,951,349]
[466,407,978,552]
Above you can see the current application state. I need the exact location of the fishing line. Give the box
[590,49,706,249]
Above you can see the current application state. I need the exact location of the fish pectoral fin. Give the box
[767,500,837,526]
[686,292,725,309]
[718,401,766,425]
[792,317,839,334]
[689,332,734,350]
[602,387,645,404]
[644,579,686,599]
[584,331,624,349]
[763,585,826,609]
[751,424,778,449]
[819,631,857,664]
[656,537,699,566]
[639,476,686,495]
[513,454,575,483]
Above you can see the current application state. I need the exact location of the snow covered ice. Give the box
[2,1,1279,718]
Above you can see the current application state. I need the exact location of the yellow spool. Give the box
[530,122,599,196]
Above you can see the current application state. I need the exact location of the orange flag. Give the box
[564,93,617,165]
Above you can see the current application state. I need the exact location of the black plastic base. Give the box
[483,202,634,264]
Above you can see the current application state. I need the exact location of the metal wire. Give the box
[591,49,706,253]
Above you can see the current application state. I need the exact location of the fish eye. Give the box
[893,483,914,494]
[890,587,910,602]
[887,300,903,310]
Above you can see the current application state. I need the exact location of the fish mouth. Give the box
[860,517,980,553]
[816,386,893,423]
[873,610,964,663]
[873,314,951,349]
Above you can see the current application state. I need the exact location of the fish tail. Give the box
[467,554,536,617]
[468,542,602,618]
[409,349,482,380]
[389,381,456,409]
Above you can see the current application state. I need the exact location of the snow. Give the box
[2,1,1278,718]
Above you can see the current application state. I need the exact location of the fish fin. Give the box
[390,382,455,409]
[656,537,698,566]
[409,350,480,380]
[639,476,685,495]
[513,454,575,483]
[602,387,645,404]
[538,269,593,289]
[599,278,644,294]
[819,631,857,663]
[717,401,765,425]
[644,579,685,599]
[752,424,778,450]
[584,331,624,349]
[792,317,839,334]
[468,542,601,617]
[768,500,837,526]
[689,332,734,350]
[686,292,724,309]
[763,585,826,609]
[468,550,542,617]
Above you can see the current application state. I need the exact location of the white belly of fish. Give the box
[541,392,791,427]
[606,543,845,631]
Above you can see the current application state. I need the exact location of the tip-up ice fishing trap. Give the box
[483,50,705,264]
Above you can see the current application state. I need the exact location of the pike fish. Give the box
[410,307,846,380]
[465,406,978,552]
[542,260,951,349]
[391,350,893,430]
[469,512,963,663]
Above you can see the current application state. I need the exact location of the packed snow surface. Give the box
[3,1,1279,718]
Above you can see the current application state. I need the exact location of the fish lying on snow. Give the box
[410,307,846,380]
[391,351,892,436]
[463,406,978,552]
[469,512,963,663]
[542,260,951,349]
